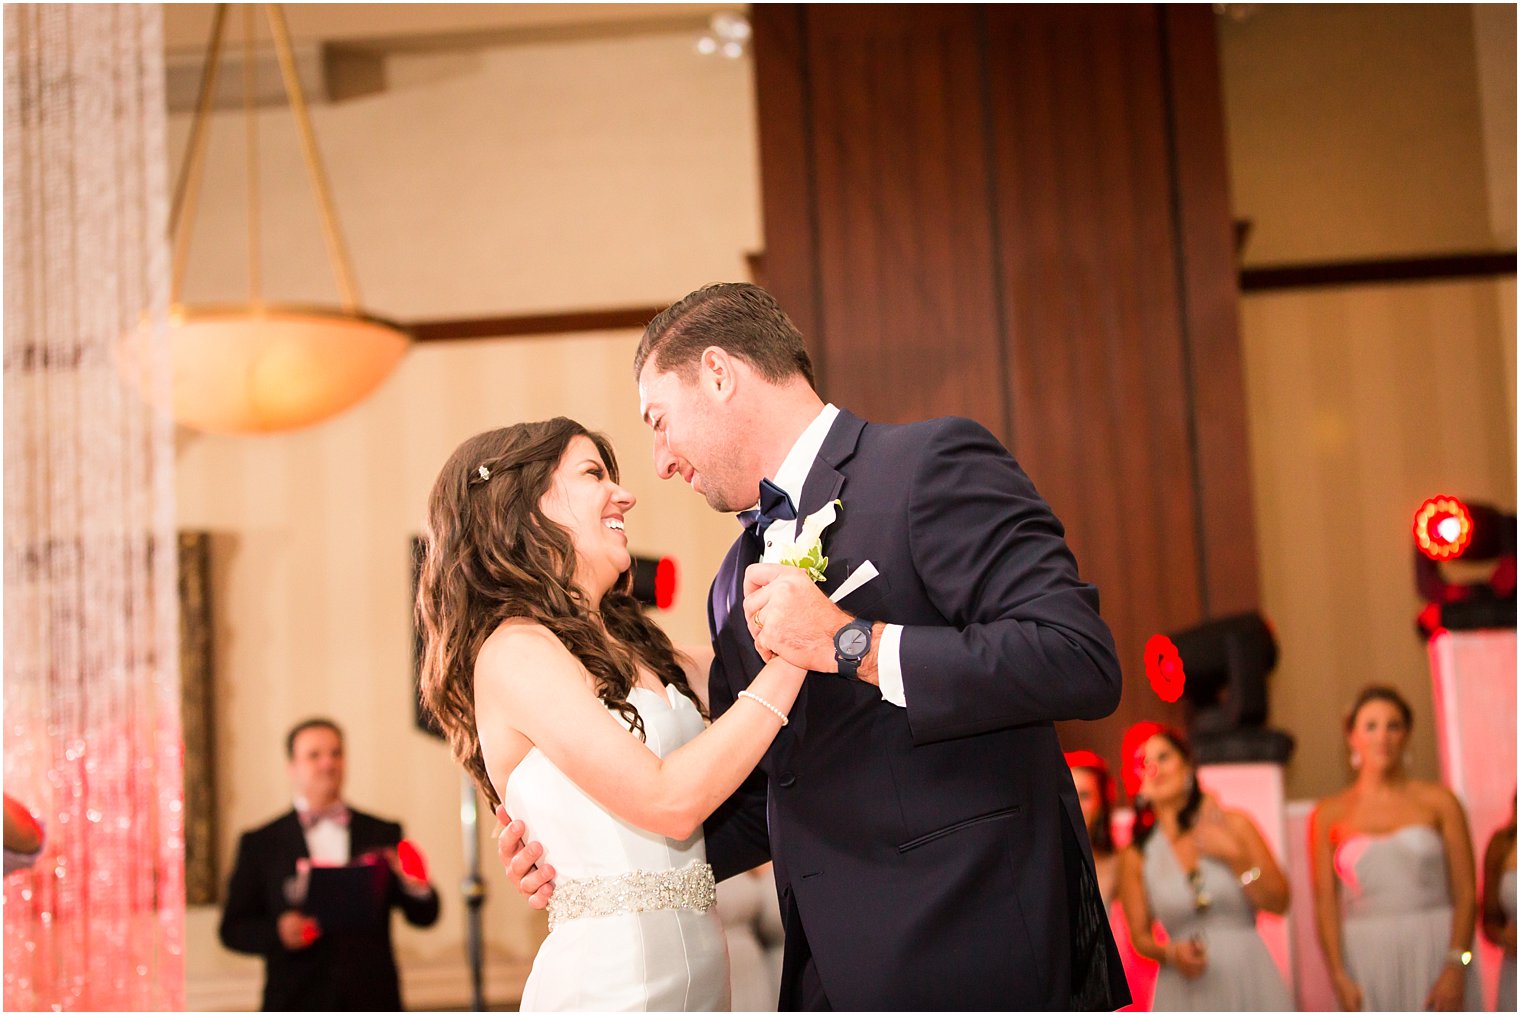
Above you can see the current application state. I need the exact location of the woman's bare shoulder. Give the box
[1311,789,1353,826]
[476,619,581,687]
[1408,778,1464,817]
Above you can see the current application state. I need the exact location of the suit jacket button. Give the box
[778,773,797,788]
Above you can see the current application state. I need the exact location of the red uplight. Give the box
[655,557,677,610]
[1143,634,1185,703]
[1414,496,1474,561]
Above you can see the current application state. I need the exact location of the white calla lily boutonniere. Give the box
[760,499,841,583]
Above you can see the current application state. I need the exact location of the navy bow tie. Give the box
[737,478,797,537]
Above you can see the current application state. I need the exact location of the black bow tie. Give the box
[737,478,797,538]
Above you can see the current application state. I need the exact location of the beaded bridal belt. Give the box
[546,859,716,931]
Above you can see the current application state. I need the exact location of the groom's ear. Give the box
[700,346,738,400]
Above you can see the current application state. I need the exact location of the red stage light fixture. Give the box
[1414,496,1474,561]
[655,557,678,611]
[1145,612,1294,765]
[1412,496,1516,637]
[632,555,678,610]
[1144,634,1185,703]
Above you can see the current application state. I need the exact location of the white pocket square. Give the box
[829,560,879,603]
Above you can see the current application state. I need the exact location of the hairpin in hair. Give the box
[469,464,492,486]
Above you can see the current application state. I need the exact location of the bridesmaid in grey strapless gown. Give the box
[1335,825,1480,1010]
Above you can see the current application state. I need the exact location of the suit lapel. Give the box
[348,811,372,855]
[798,410,865,602]
[714,531,761,635]
[778,411,868,745]
[348,810,391,861]
[279,810,310,862]
[713,412,868,752]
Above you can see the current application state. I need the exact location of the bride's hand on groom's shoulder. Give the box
[496,806,556,909]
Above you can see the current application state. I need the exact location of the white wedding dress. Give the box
[504,684,731,1011]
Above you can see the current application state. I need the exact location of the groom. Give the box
[504,283,1129,1009]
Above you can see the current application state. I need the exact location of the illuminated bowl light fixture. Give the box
[125,4,409,435]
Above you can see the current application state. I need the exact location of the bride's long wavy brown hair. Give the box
[417,418,703,810]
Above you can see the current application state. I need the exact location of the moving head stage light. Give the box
[1144,612,1295,765]
[1412,495,1516,637]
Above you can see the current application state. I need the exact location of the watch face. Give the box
[837,627,870,657]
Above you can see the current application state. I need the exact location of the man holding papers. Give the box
[219,718,440,1011]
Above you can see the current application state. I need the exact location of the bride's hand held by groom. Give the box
[743,563,877,683]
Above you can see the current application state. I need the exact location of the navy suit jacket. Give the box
[702,409,1130,1010]
[218,808,440,1011]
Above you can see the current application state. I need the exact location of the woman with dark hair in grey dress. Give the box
[1117,727,1291,1011]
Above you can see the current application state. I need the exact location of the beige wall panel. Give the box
[1472,3,1517,463]
[1219,4,1495,265]
[1241,279,1514,802]
[173,34,759,316]
[1473,3,1517,247]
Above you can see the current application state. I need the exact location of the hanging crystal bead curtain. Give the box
[3,4,185,1009]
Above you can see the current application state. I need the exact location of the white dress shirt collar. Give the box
[293,795,350,865]
[769,403,840,509]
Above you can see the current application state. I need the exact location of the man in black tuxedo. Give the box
[219,718,440,1011]
[504,283,1129,1009]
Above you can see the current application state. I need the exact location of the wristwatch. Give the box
[833,619,873,679]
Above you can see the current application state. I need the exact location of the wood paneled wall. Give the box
[753,4,1257,770]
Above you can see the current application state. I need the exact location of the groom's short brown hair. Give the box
[634,282,815,388]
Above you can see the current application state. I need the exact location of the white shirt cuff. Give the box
[876,624,907,707]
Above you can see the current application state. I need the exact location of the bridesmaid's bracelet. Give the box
[738,690,789,726]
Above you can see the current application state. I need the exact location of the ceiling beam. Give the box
[408,305,665,343]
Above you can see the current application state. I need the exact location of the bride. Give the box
[416,417,806,1011]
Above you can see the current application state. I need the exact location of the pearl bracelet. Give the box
[737,690,789,726]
